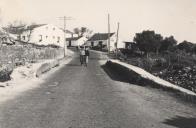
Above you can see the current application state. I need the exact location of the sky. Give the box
[0,0,196,43]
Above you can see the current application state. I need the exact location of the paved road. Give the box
[0,51,196,128]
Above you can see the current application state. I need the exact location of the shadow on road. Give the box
[163,116,196,128]
[90,57,107,60]
[101,64,130,83]
[66,64,82,67]
[101,62,196,105]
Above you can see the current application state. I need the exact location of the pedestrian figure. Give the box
[85,47,90,67]
[79,46,85,65]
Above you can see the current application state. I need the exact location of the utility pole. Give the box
[58,16,73,58]
[108,14,111,53]
[116,22,120,58]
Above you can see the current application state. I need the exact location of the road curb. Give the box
[35,59,61,78]
[36,49,75,78]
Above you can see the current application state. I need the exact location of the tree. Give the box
[160,36,177,52]
[73,28,81,37]
[177,40,194,53]
[134,30,163,57]
[84,28,93,39]
[4,20,26,35]
[81,27,87,36]
[73,27,93,38]
[192,45,196,54]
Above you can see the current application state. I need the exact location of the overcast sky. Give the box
[0,0,196,42]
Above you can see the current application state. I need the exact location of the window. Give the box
[99,41,103,50]
[23,36,25,40]
[39,35,42,42]
[57,37,60,43]
[99,41,103,46]
[91,41,94,47]
[53,27,55,31]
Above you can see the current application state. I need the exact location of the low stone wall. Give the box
[36,59,60,78]
[105,60,160,86]
[0,45,64,65]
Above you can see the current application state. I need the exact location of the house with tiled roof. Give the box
[19,24,66,48]
[66,36,87,47]
[87,33,125,51]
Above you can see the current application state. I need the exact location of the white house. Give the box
[19,24,65,48]
[65,29,78,38]
[87,33,125,51]
[66,36,88,47]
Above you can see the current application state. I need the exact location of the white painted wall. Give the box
[86,34,125,51]
[67,37,88,47]
[109,34,125,51]
[86,40,107,47]
[66,33,78,38]
[78,37,88,46]
[20,24,65,48]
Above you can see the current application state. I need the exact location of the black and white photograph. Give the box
[0,0,196,127]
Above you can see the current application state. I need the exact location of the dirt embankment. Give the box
[0,49,74,104]
[104,60,196,104]
[0,45,64,82]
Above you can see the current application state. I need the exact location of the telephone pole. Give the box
[108,14,111,53]
[116,22,120,58]
[58,16,73,57]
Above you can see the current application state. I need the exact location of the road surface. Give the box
[0,51,196,128]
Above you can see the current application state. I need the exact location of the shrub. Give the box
[0,65,13,82]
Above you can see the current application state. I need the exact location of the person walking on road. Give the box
[84,47,90,67]
[79,46,85,65]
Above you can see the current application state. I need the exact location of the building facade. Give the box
[66,36,88,47]
[87,33,125,51]
[19,24,65,48]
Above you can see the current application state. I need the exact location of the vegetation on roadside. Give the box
[0,43,64,82]
[119,30,196,93]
